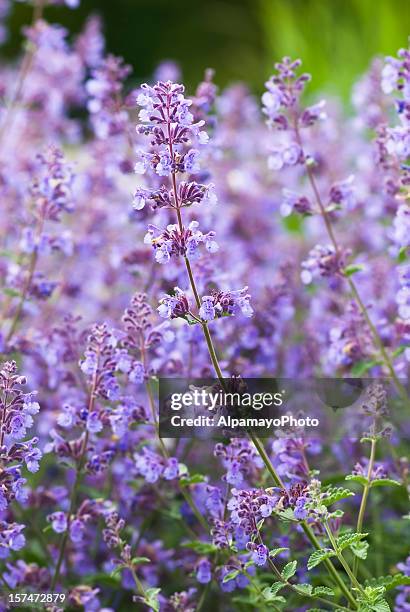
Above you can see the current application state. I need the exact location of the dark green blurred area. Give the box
[2,0,410,96]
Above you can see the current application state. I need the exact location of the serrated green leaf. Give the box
[370,478,401,488]
[268,581,285,596]
[346,474,368,486]
[276,507,297,522]
[365,573,410,591]
[296,583,313,595]
[370,600,390,612]
[336,532,368,551]
[269,547,289,558]
[142,587,161,612]
[282,560,297,580]
[351,540,369,560]
[223,569,240,583]
[307,548,336,570]
[313,586,335,597]
[322,486,355,506]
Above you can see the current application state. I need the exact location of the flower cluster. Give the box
[0,4,408,610]
[144,221,218,264]
[0,362,42,558]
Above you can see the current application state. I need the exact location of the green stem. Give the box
[294,125,409,408]
[352,437,376,579]
[324,520,364,596]
[130,566,148,599]
[167,128,358,608]
[264,547,351,611]
[50,431,89,590]
[301,523,358,608]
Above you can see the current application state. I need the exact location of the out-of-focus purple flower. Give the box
[0,522,26,558]
[281,189,312,216]
[301,244,346,285]
[196,558,212,584]
[249,543,269,566]
[69,518,85,543]
[47,511,68,534]
[79,323,119,400]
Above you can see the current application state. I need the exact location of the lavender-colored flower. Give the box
[248,543,269,566]
[196,558,212,584]
[47,511,68,534]
[301,244,346,285]
[86,55,131,139]
[228,488,277,536]
[144,221,218,264]
[157,288,190,320]
[199,287,253,321]
[79,323,119,400]
[0,522,26,558]
[281,189,312,216]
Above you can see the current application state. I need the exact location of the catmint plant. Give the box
[0,3,408,610]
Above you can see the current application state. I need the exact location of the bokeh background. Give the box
[2,0,410,97]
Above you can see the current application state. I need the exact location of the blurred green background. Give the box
[3,0,410,96]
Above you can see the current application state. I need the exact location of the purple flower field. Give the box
[0,2,409,611]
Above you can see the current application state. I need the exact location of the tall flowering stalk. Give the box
[134,81,251,379]
[0,361,42,559]
[50,323,118,589]
[3,146,74,345]
[134,80,360,608]
[262,58,409,407]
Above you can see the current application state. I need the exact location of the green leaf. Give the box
[269,547,289,558]
[179,473,206,487]
[365,573,410,591]
[322,486,355,506]
[266,582,285,597]
[281,560,297,580]
[3,287,21,298]
[296,584,313,595]
[142,587,161,612]
[350,360,380,376]
[131,556,150,565]
[182,541,218,554]
[307,548,336,570]
[351,540,369,560]
[346,474,368,486]
[336,532,368,551]
[344,264,365,277]
[276,507,298,522]
[370,478,401,488]
[392,345,408,358]
[313,586,335,597]
[223,569,240,583]
[398,246,409,263]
